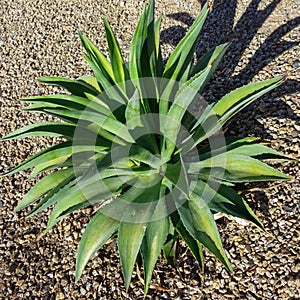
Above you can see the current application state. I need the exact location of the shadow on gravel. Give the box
[161,0,300,219]
[161,0,300,129]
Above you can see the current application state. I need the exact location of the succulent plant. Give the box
[2,0,291,294]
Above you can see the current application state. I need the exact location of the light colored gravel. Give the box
[0,0,299,299]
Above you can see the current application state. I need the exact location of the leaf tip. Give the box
[226,263,233,273]
[43,226,51,235]
[14,205,22,212]
[1,134,10,141]
[122,276,131,293]
[36,77,46,82]
[75,266,82,283]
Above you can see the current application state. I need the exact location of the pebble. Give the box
[292,60,300,69]
[291,130,298,138]
[56,292,65,300]
[256,267,265,275]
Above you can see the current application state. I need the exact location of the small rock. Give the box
[256,267,265,275]
[291,264,300,273]
[283,205,293,212]
[56,292,65,300]
[221,269,230,279]
[176,281,185,288]
[292,60,300,69]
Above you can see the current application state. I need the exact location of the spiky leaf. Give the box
[76,212,119,280]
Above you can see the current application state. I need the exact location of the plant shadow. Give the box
[160,0,300,141]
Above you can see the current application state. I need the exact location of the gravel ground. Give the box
[0,0,299,299]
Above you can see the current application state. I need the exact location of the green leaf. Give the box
[125,89,143,129]
[2,142,71,176]
[141,216,169,293]
[29,145,106,177]
[189,42,230,78]
[129,144,161,169]
[22,94,112,116]
[45,176,131,232]
[129,4,149,80]
[164,159,189,197]
[30,156,71,178]
[76,211,119,280]
[118,179,162,290]
[212,77,284,124]
[187,78,285,149]
[94,167,156,181]
[154,16,163,77]
[196,137,293,162]
[77,76,101,92]
[24,102,66,112]
[119,221,147,291]
[227,143,294,160]
[43,108,135,144]
[1,122,76,140]
[162,66,212,157]
[128,3,158,115]
[145,0,157,77]
[37,76,99,97]
[163,3,208,82]
[103,18,129,86]
[82,53,125,100]
[86,144,161,177]
[194,137,257,161]
[162,219,177,265]
[15,168,74,211]
[158,4,209,121]
[171,211,204,268]
[3,142,105,178]
[175,192,232,272]
[179,103,216,153]
[193,180,263,229]
[178,222,204,268]
[78,30,114,80]
[141,186,169,294]
[188,154,290,182]
[27,176,76,218]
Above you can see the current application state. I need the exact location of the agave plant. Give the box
[2,0,292,294]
